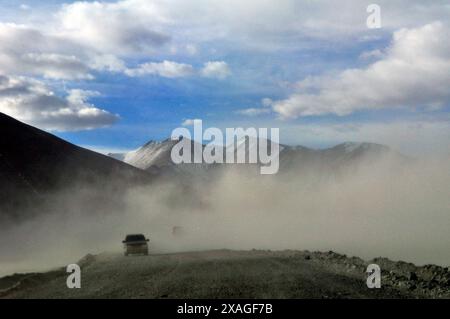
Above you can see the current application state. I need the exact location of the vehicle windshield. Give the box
[125,234,146,242]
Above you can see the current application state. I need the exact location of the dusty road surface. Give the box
[1,250,449,299]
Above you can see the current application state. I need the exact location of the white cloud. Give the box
[0,23,94,80]
[359,49,385,60]
[270,22,450,119]
[0,23,197,80]
[125,60,194,78]
[126,60,233,79]
[6,0,450,64]
[236,98,273,117]
[57,0,170,56]
[88,54,127,73]
[261,98,273,107]
[186,44,198,55]
[34,0,448,56]
[182,118,201,126]
[20,53,93,80]
[200,61,231,79]
[74,0,446,51]
[4,0,446,81]
[0,75,118,131]
[235,108,270,117]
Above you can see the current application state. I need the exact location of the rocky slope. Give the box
[0,112,153,220]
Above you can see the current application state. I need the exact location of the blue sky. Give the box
[0,1,449,155]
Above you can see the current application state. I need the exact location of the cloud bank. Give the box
[0,0,449,136]
[0,75,118,131]
[269,22,450,119]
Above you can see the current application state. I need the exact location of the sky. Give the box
[0,0,449,156]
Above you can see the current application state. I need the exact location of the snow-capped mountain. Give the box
[109,139,178,170]
[108,136,401,177]
[110,136,281,171]
[108,138,205,171]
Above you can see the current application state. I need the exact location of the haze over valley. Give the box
[1,113,449,280]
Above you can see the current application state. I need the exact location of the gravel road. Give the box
[1,249,448,299]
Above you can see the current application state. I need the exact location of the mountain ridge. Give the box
[0,112,153,220]
[107,137,399,172]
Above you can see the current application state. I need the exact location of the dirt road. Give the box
[1,250,448,298]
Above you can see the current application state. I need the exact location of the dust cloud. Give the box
[1,154,450,277]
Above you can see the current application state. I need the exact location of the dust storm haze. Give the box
[1,154,450,277]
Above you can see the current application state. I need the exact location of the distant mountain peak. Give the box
[337,142,390,153]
